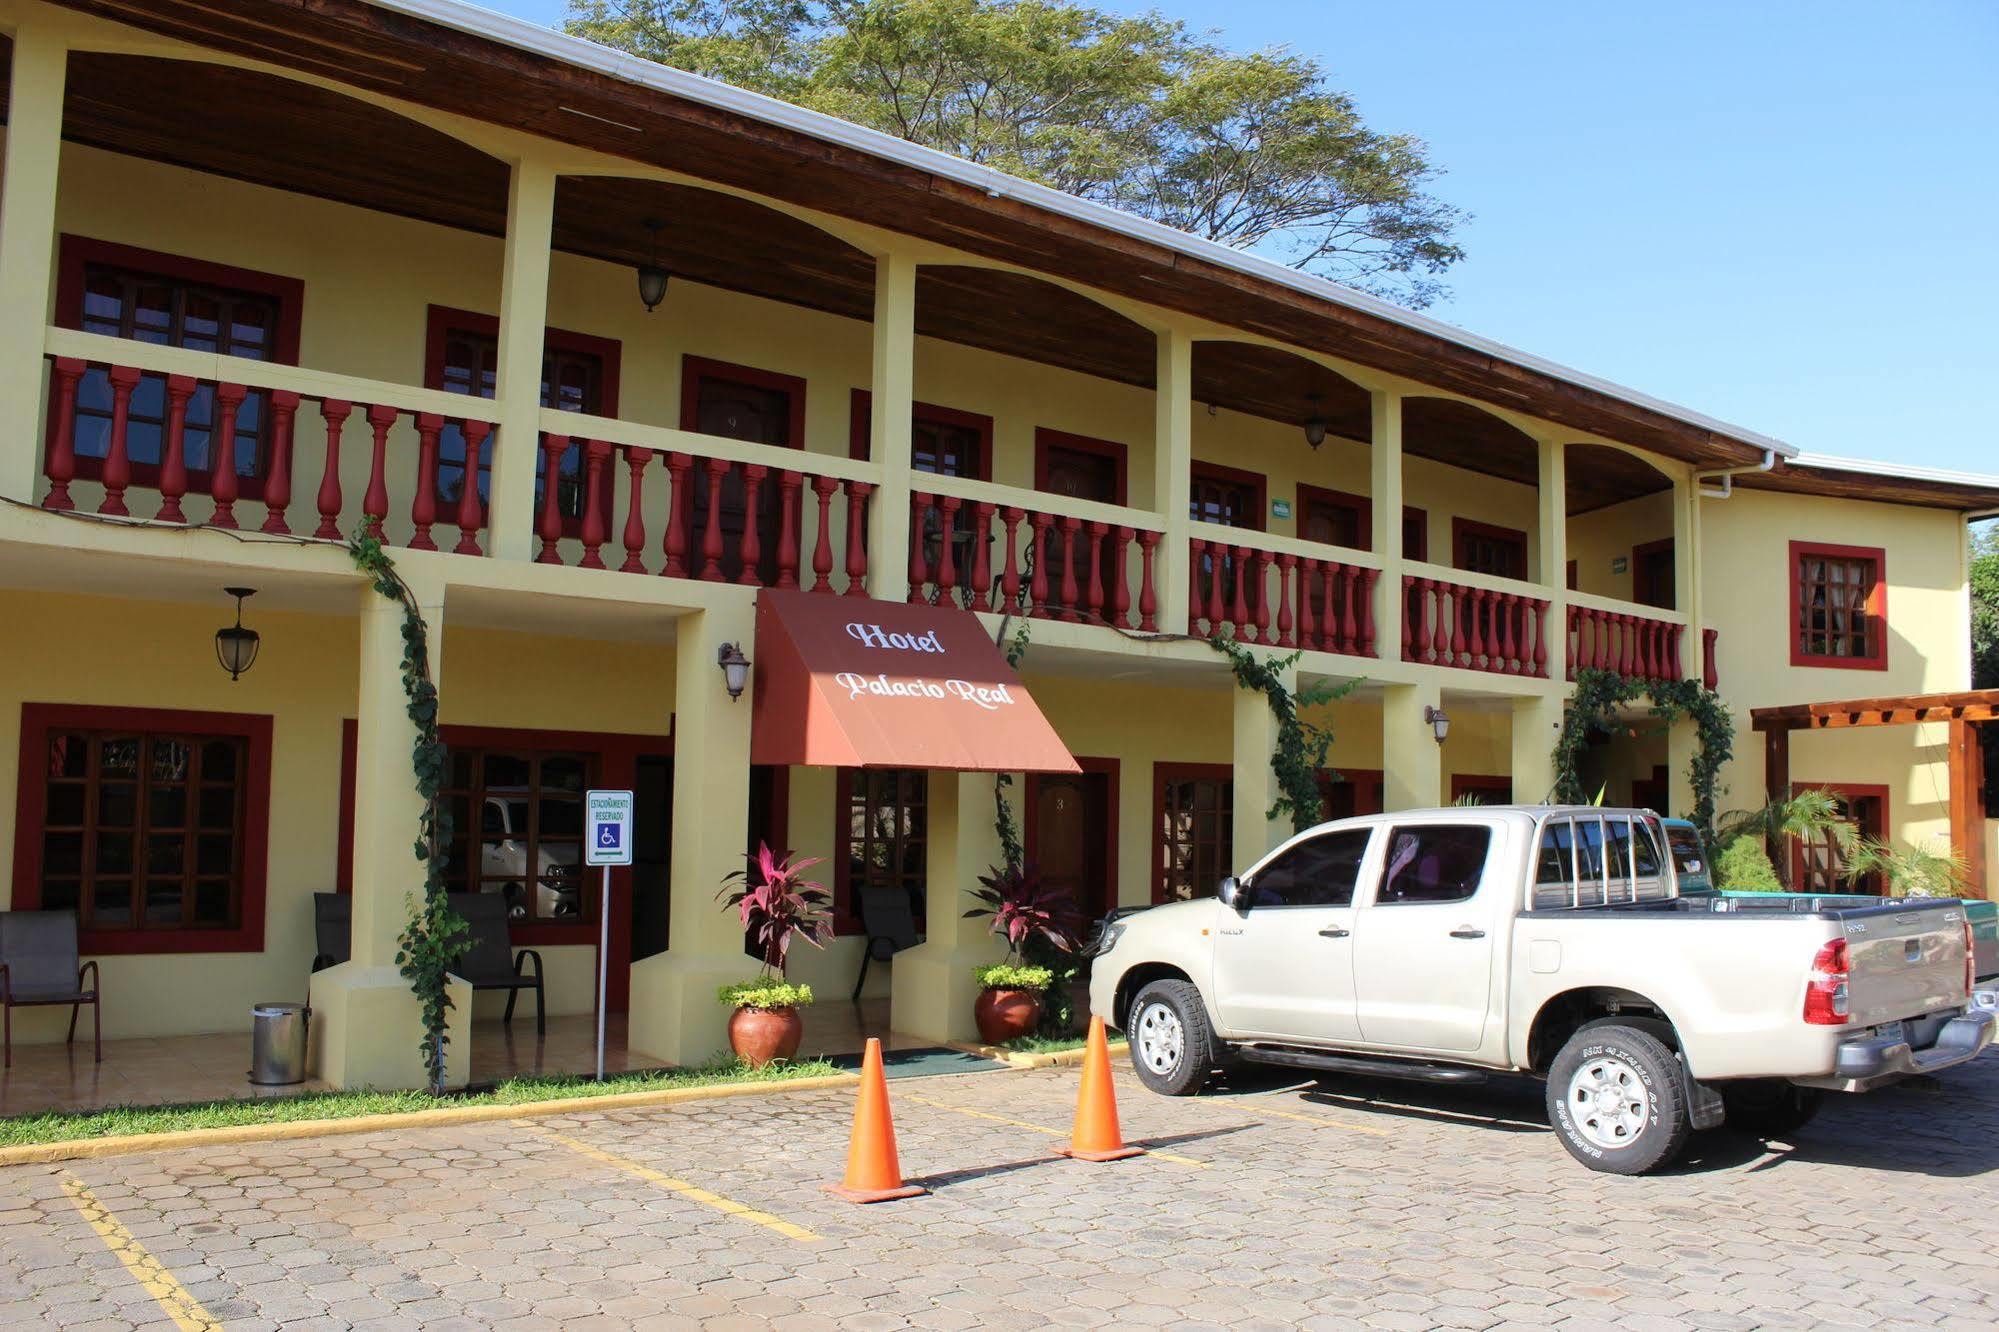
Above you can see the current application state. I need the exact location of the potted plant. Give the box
[716,842,832,1066]
[964,862,1080,1044]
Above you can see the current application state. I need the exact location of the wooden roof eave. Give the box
[1751,691,1999,732]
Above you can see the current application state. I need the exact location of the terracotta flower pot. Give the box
[728,1004,803,1067]
[974,988,1044,1045]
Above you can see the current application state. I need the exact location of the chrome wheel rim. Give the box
[1134,1001,1184,1076]
[1567,1055,1650,1150]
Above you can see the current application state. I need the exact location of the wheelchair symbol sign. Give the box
[584,789,634,867]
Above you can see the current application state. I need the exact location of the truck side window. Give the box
[1536,821,1574,885]
[1377,825,1491,905]
[1246,828,1371,908]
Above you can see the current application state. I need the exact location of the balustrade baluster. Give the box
[1437,583,1457,665]
[99,365,140,517]
[1669,624,1685,681]
[1275,554,1296,648]
[908,491,933,603]
[1335,566,1355,654]
[843,481,873,596]
[1057,516,1083,622]
[662,452,693,577]
[808,475,838,593]
[453,421,490,555]
[735,465,768,586]
[262,391,298,535]
[619,446,652,572]
[537,434,566,564]
[580,440,612,570]
[1187,538,1207,632]
[971,503,997,609]
[408,413,442,550]
[1250,551,1273,645]
[935,495,962,605]
[155,375,195,524]
[1500,593,1520,673]
[1028,512,1053,617]
[42,358,84,511]
[1703,628,1719,689]
[775,470,803,588]
[314,399,351,539]
[1467,587,1488,668]
[999,508,1025,612]
[698,458,729,580]
[1403,576,1420,661]
[1360,569,1379,657]
[208,383,247,529]
[360,404,395,540]
[1298,560,1318,649]
[1136,529,1158,631]
[1228,547,1250,638]
[1083,520,1107,623]
[1532,599,1549,678]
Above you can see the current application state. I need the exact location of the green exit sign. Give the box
[1271,499,1293,520]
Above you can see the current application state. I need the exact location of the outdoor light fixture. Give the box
[717,641,751,701]
[1302,394,1328,451]
[1423,703,1451,744]
[215,587,261,681]
[635,217,670,313]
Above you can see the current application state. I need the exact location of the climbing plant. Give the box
[1554,667,1733,848]
[348,531,470,1094]
[1207,634,1357,833]
[991,615,1032,872]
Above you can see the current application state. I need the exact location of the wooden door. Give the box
[1029,766,1115,922]
[1633,540,1676,609]
[1454,520,1528,580]
[688,366,799,583]
[1035,433,1125,607]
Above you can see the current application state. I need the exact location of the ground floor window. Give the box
[837,769,928,933]
[1792,782,1888,894]
[11,704,271,953]
[1155,764,1233,903]
[440,747,594,926]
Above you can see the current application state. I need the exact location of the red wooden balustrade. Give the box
[1566,604,1686,684]
[1189,537,1380,656]
[1702,628,1720,690]
[1401,575,1550,677]
[907,492,1162,629]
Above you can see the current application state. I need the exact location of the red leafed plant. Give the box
[718,842,833,974]
[964,862,1081,960]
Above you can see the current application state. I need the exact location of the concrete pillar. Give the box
[889,770,1008,1044]
[1512,694,1567,806]
[1537,439,1569,681]
[309,574,472,1090]
[1672,470,1700,681]
[486,158,557,562]
[1231,658,1291,871]
[1383,681,1444,811]
[1369,390,1405,653]
[1666,715,1699,820]
[0,26,66,502]
[1153,329,1194,633]
[628,602,761,1065]
[866,252,918,597]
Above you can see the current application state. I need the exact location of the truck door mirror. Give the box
[1218,876,1245,911]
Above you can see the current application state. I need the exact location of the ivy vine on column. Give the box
[348,532,471,1094]
[1208,633,1357,833]
[1553,666,1734,849]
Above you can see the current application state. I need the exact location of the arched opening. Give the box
[1402,397,1541,579]
[1564,443,1678,608]
[1190,341,1371,544]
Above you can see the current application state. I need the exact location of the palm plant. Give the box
[1715,789,1858,890]
[964,862,1082,960]
[1843,837,1969,899]
[718,843,833,974]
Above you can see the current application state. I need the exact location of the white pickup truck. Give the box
[1087,805,1995,1174]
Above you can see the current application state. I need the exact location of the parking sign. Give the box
[585,789,634,867]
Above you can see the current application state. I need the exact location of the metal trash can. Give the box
[250,1002,308,1086]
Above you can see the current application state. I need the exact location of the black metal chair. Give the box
[310,892,350,974]
[454,892,545,1035]
[0,910,100,1067]
[852,883,921,1001]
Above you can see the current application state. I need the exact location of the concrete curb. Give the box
[0,1072,864,1168]
[943,1039,1129,1069]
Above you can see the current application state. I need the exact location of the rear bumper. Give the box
[1792,1010,1997,1092]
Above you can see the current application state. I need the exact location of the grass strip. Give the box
[1001,1034,1091,1055]
[0,1056,841,1148]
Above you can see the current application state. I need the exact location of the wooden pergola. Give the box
[1751,690,1994,897]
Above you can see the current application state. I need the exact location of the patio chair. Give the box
[311,892,350,974]
[0,910,100,1068]
[454,892,545,1036]
[852,883,921,1002]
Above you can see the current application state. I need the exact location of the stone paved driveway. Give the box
[4,1051,1998,1331]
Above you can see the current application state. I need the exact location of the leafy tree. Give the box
[565,0,1466,305]
[1972,523,1999,689]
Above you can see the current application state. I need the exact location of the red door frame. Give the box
[1025,755,1122,920]
[680,354,808,445]
[1151,761,1234,904]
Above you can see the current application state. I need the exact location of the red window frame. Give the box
[1452,517,1529,580]
[832,768,929,936]
[1152,762,1235,904]
[680,355,808,445]
[1033,428,1129,507]
[846,389,995,479]
[52,236,305,502]
[1189,460,1267,532]
[11,704,272,955]
[1790,540,1888,671]
[1789,781,1890,893]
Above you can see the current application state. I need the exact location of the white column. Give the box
[1153,329,1194,632]
[866,252,918,597]
[1231,657,1292,871]
[0,26,66,502]
[1512,694,1567,806]
[1369,390,1405,652]
[486,158,557,562]
[1673,469,1701,681]
[1382,681,1444,811]
[1538,438,1569,681]
[889,770,1007,1044]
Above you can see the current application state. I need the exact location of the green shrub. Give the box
[716,980,815,1010]
[1714,835,1782,892]
[973,963,1053,990]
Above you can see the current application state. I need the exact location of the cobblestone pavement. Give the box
[4,1050,1998,1331]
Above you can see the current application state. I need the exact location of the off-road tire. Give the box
[1546,1022,1692,1175]
[1126,979,1221,1096]
[1721,1080,1823,1139]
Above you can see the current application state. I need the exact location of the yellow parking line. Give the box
[525,1123,822,1242]
[902,1094,1208,1168]
[61,1175,222,1332]
[1228,1099,1392,1136]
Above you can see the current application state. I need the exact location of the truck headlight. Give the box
[1089,920,1126,957]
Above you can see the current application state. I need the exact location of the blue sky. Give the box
[472,0,1996,468]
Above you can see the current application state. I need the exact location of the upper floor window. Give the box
[1791,541,1886,669]
[54,237,303,497]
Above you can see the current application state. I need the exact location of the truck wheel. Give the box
[1126,979,1220,1096]
[1721,1081,1822,1139]
[1546,1023,1691,1175]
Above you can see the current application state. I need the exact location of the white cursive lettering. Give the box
[845,623,944,653]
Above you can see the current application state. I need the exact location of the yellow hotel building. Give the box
[1,0,1994,1090]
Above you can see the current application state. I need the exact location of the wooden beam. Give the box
[1950,719,1987,900]
[1751,691,1999,731]
[1764,728,1790,871]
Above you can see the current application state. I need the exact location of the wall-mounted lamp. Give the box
[1301,393,1328,451]
[717,641,751,701]
[636,218,670,313]
[1423,704,1451,744]
[215,587,261,681]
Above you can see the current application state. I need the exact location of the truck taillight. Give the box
[1804,938,1851,1026]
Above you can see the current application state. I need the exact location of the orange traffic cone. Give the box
[1054,1016,1145,1162]
[824,1038,926,1203]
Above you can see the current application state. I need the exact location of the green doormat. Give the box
[820,1046,1007,1078]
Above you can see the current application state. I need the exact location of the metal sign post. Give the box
[584,789,634,1082]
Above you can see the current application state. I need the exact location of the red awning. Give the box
[750,590,1079,773]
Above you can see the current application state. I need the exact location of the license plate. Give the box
[1875,1020,1907,1044]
